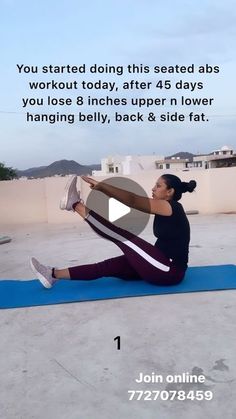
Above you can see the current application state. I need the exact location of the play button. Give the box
[85,176,150,241]
[108,198,130,222]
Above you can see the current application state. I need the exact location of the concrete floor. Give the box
[0,214,236,419]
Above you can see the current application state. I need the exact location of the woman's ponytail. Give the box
[181,180,197,193]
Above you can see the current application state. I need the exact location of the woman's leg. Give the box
[31,254,141,289]
[73,202,185,286]
[65,255,142,280]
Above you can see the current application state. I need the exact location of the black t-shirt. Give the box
[153,200,190,270]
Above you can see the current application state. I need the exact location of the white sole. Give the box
[30,258,52,289]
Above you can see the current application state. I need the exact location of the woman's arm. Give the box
[81,176,172,216]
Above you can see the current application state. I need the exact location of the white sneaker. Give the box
[60,175,81,211]
[30,257,56,289]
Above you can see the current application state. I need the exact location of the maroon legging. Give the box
[68,210,186,286]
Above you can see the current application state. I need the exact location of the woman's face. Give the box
[152,177,174,200]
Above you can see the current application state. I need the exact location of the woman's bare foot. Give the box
[73,201,87,219]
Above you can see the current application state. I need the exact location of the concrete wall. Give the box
[0,178,47,223]
[0,168,235,224]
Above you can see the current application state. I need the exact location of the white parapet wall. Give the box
[0,178,47,224]
[0,168,235,224]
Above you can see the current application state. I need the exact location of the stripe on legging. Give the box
[87,214,170,272]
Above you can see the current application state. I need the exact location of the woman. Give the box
[30,174,196,288]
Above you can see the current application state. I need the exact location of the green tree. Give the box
[0,162,17,180]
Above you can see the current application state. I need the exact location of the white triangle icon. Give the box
[108,198,131,222]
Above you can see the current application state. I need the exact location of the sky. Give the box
[0,0,236,169]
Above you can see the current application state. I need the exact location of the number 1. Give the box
[114,336,121,350]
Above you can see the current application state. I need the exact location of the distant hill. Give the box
[165,152,196,162]
[17,160,101,178]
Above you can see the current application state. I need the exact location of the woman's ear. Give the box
[167,187,174,198]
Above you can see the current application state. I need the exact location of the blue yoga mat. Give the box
[0,264,236,309]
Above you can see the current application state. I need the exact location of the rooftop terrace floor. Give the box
[0,214,236,419]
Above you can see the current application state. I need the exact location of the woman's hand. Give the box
[81,175,99,189]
